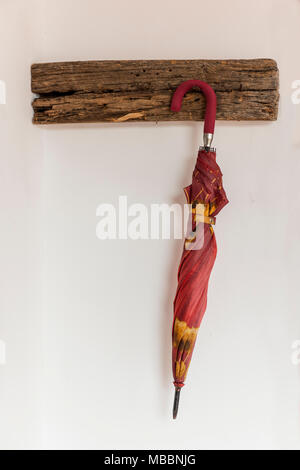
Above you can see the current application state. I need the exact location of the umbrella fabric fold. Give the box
[172,149,228,390]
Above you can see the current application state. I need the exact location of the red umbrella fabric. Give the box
[170,81,229,418]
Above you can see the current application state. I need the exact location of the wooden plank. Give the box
[31,59,279,124]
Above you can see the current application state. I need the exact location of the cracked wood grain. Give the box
[31,59,279,124]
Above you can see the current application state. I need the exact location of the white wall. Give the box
[1,0,300,450]
[0,0,44,449]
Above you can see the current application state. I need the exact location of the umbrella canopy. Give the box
[170,81,229,418]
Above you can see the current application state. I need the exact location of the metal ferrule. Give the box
[203,132,214,149]
[199,145,216,152]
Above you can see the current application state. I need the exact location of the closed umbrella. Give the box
[171,80,229,418]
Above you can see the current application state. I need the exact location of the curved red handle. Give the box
[171,80,217,135]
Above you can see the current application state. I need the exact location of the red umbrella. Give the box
[170,80,229,418]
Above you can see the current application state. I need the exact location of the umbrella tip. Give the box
[173,387,181,419]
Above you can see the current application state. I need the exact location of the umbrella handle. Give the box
[171,80,217,149]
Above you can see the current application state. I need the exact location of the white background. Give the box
[0,0,300,450]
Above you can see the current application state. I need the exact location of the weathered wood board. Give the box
[31,59,279,124]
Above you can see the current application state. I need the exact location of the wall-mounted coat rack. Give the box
[31,59,279,124]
